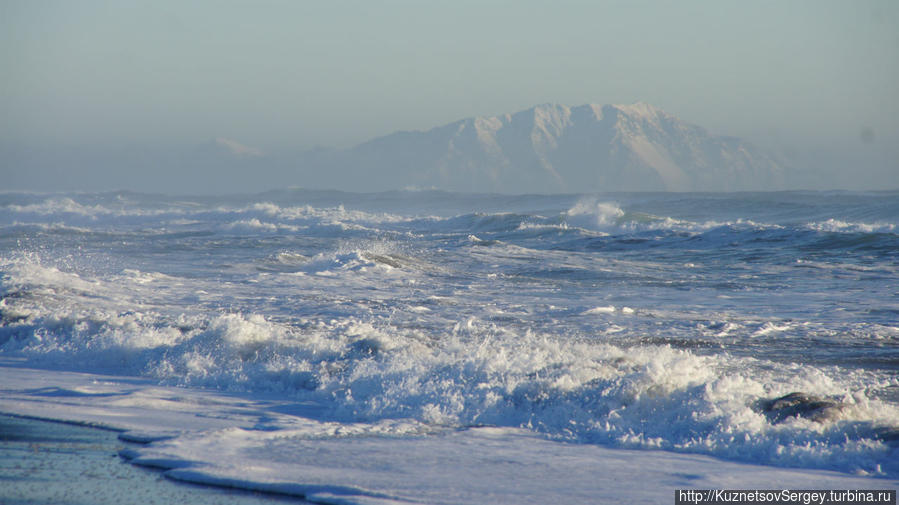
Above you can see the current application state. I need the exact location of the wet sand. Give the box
[0,414,309,505]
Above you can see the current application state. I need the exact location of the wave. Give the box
[808,219,896,234]
[2,254,898,476]
[534,200,899,259]
[1,197,423,242]
[5,193,896,242]
[0,222,95,237]
[4,190,899,477]
[562,198,898,237]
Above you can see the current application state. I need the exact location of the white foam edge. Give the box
[1,364,895,505]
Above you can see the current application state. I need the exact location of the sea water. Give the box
[1,189,898,486]
[0,414,304,505]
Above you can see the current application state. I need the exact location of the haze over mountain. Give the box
[326,102,784,193]
[3,103,787,195]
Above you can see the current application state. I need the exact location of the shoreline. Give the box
[0,413,310,505]
[3,364,897,505]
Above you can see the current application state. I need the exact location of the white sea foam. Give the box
[3,190,899,496]
[561,198,732,234]
[3,254,898,476]
[583,305,616,314]
[3,367,893,505]
[6,194,893,243]
[2,221,94,234]
[809,219,896,234]
[7,197,142,217]
[2,197,418,237]
[751,322,794,337]
[565,200,625,228]
[225,218,289,232]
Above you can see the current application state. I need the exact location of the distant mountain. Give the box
[211,137,264,157]
[312,103,784,193]
[1,103,786,194]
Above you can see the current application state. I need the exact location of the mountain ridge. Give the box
[1,103,786,194]
[332,102,784,193]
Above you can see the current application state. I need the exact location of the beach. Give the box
[0,413,310,505]
[2,364,897,505]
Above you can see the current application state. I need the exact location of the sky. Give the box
[1,0,897,192]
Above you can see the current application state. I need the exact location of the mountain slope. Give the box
[329,103,783,193]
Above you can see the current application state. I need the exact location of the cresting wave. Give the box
[2,253,898,476]
[2,190,899,478]
[3,193,898,238]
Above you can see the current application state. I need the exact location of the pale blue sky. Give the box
[1,0,897,189]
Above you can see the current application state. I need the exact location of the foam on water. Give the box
[809,219,896,234]
[3,190,899,480]
[3,254,899,476]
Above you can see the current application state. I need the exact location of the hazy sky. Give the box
[2,0,897,190]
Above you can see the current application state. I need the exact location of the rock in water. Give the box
[757,392,843,424]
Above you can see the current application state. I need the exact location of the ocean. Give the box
[1,189,898,502]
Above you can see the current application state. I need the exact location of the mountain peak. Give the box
[611,101,664,115]
[320,103,784,193]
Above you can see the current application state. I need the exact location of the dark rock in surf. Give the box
[349,337,384,357]
[756,392,844,424]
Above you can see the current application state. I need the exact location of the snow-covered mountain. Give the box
[3,103,785,194]
[324,103,784,193]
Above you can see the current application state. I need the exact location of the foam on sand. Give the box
[1,365,895,505]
